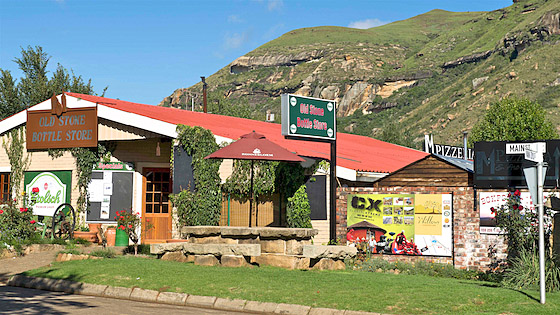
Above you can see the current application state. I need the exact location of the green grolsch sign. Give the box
[281,94,336,141]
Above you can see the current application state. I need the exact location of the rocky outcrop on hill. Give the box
[442,50,493,69]
[230,50,323,74]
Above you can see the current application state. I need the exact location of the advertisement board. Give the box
[473,140,560,188]
[478,191,551,234]
[281,94,336,141]
[24,171,72,216]
[347,193,453,256]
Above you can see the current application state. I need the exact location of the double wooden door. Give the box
[142,168,172,243]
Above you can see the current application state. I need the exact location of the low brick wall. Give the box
[337,186,507,271]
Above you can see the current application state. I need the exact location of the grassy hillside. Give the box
[161,0,560,148]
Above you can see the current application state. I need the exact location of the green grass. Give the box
[23,256,560,314]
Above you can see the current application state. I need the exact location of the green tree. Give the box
[470,98,558,143]
[0,46,104,119]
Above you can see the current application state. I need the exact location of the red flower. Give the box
[128,224,132,228]
[513,205,518,210]
[120,226,125,230]
[120,216,124,220]
[518,205,523,211]
[0,209,3,214]
[490,207,495,214]
[32,187,39,193]
[30,220,36,224]
[146,219,150,222]
[514,189,520,196]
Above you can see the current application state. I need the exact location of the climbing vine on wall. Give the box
[2,127,30,203]
[170,125,222,226]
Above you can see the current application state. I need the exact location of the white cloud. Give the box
[348,18,388,29]
[267,0,283,11]
[228,15,243,23]
[224,31,250,50]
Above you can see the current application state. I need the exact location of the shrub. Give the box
[89,249,116,258]
[502,248,560,292]
[0,199,39,254]
[286,185,312,228]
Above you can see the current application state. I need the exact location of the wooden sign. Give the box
[26,107,98,150]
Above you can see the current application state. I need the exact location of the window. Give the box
[0,173,11,204]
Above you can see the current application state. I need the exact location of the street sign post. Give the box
[521,142,547,304]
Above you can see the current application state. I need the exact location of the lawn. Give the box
[24,256,560,314]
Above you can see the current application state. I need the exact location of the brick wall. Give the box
[337,186,507,270]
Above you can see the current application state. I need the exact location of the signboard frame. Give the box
[347,193,453,257]
[281,94,336,141]
[26,107,98,150]
[24,171,72,217]
[473,140,560,188]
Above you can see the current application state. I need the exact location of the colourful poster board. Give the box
[347,193,452,257]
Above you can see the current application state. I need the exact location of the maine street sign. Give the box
[281,94,336,141]
[474,140,560,188]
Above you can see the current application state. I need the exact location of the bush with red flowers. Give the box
[0,191,39,253]
[491,189,554,259]
[114,209,152,255]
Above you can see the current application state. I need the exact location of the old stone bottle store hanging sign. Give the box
[26,93,98,150]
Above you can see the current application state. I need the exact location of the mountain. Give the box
[160,0,560,148]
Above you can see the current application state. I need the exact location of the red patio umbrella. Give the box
[205,131,305,227]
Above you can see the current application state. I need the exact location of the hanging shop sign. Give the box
[473,140,560,188]
[281,94,336,141]
[347,193,453,257]
[26,94,97,150]
[24,171,72,217]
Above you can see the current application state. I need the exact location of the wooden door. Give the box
[142,168,172,243]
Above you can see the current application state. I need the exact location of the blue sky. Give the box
[1,0,512,106]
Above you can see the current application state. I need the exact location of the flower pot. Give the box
[88,223,102,234]
[73,231,98,243]
[115,228,129,246]
[105,227,116,247]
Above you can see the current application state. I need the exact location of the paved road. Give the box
[0,284,254,315]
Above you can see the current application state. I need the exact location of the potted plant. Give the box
[73,226,98,243]
[115,210,152,255]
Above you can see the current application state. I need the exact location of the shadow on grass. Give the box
[458,280,540,303]
[22,269,85,284]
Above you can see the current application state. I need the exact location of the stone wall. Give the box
[153,226,356,270]
[336,186,507,271]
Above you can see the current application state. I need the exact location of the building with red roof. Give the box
[0,93,427,243]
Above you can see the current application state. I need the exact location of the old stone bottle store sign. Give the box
[26,95,98,150]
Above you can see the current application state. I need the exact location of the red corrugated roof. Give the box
[66,92,427,173]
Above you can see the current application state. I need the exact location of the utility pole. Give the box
[201,76,207,113]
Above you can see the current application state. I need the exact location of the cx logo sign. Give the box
[351,196,381,212]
